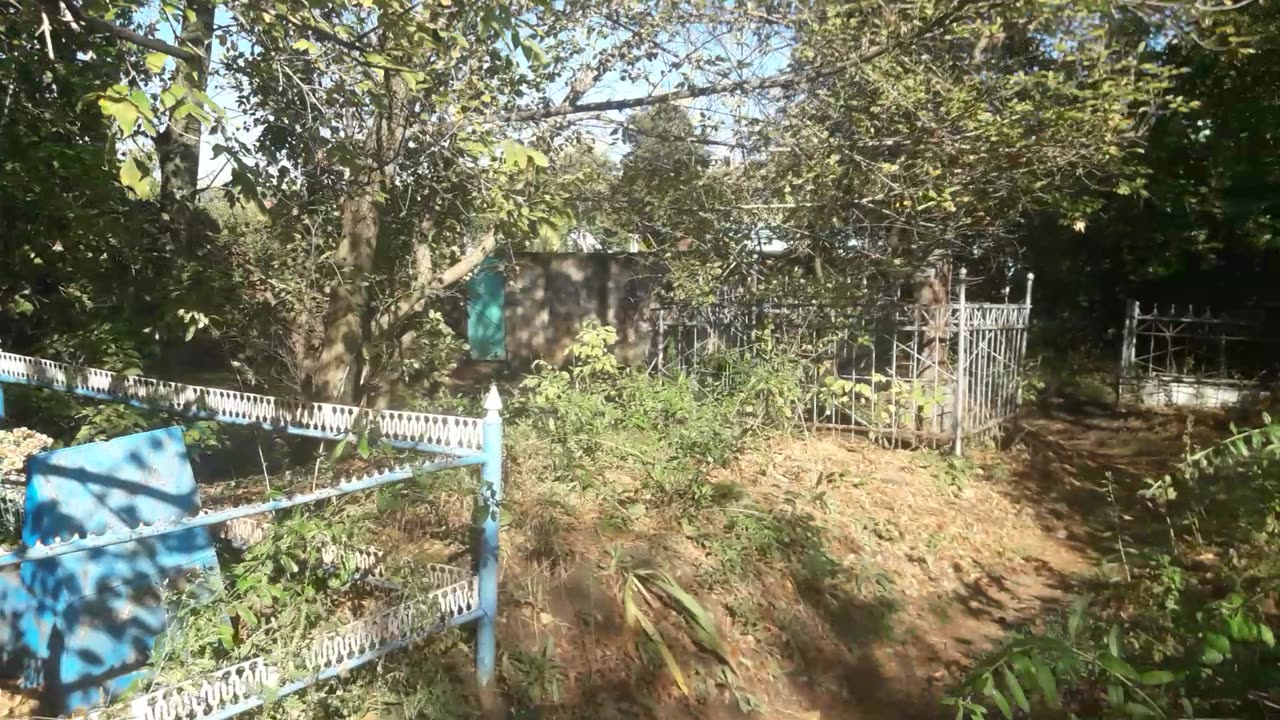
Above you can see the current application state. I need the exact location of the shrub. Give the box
[517,320,803,509]
[947,416,1280,719]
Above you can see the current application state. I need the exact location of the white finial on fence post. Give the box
[1024,272,1035,307]
[484,383,503,421]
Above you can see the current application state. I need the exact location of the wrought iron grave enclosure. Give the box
[0,350,504,719]
[652,271,1034,453]
[1118,301,1280,408]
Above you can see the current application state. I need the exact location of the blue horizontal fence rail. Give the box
[0,350,505,719]
[0,457,483,567]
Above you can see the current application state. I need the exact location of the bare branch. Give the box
[53,0,202,62]
[500,0,976,124]
[502,62,825,123]
[380,228,498,336]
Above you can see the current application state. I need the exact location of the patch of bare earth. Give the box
[478,434,1093,720]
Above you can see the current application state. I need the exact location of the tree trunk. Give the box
[308,65,405,404]
[311,177,381,404]
[156,0,214,252]
[914,260,952,433]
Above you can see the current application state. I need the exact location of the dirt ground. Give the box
[0,401,1233,719]
[482,402,1233,720]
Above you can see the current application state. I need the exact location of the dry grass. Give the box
[447,432,1095,719]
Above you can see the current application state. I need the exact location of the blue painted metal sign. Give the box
[467,257,507,361]
[10,427,216,713]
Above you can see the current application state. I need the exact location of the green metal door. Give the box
[467,257,506,360]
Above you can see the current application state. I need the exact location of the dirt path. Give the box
[485,404,1227,720]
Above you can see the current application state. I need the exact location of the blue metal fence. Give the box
[0,351,503,718]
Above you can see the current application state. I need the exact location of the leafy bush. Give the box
[141,506,475,719]
[518,320,803,508]
[947,416,1280,719]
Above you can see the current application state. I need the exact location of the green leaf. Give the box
[1138,670,1175,685]
[1000,666,1029,713]
[985,685,1012,720]
[237,604,259,627]
[100,97,138,133]
[145,52,168,73]
[1261,625,1276,648]
[1204,632,1231,657]
[330,437,349,462]
[160,85,187,110]
[622,578,638,628]
[499,139,528,168]
[128,89,156,120]
[118,157,149,195]
[1122,702,1158,717]
[1107,682,1124,708]
[527,147,549,168]
[520,37,547,65]
[1030,657,1060,708]
[291,38,318,54]
[1099,652,1137,680]
[1067,595,1087,643]
[1200,647,1225,666]
[630,589,689,696]
[1108,624,1121,657]
[216,621,235,650]
[649,571,730,662]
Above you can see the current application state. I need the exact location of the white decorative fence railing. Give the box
[0,351,484,454]
[89,565,478,720]
[652,271,1034,454]
[1118,301,1280,408]
[0,351,505,718]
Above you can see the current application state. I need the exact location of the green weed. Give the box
[503,637,568,708]
[948,415,1280,718]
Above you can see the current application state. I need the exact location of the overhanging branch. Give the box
[501,64,823,123]
[380,228,498,336]
[500,0,975,124]
[54,0,203,62]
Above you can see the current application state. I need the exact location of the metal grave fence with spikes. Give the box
[652,270,1034,455]
[0,351,504,719]
[1118,301,1280,408]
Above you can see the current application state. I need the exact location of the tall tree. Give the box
[616,104,718,251]
[12,0,1248,401]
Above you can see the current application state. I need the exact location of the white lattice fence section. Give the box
[87,566,478,720]
[0,352,482,453]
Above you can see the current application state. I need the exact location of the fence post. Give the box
[1019,272,1034,401]
[476,384,504,706]
[1118,299,1138,405]
[655,306,665,372]
[953,267,967,457]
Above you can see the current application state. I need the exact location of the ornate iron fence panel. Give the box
[1118,301,1280,407]
[652,271,1034,453]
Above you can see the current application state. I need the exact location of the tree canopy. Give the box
[2,0,1274,398]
